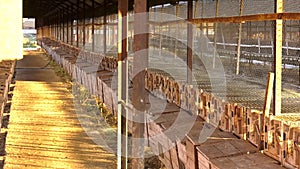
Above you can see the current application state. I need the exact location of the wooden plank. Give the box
[263,72,275,150]
[273,0,283,116]
[236,0,244,75]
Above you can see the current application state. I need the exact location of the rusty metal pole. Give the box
[92,0,95,52]
[132,0,149,168]
[273,0,283,115]
[62,11,65,43]
[56,17,58,40]
[59,14,62,41]
[187,0,193,83]
[67,11,69,44]
[55,17,57,40]
[117,0,128,168]
[236,0,244,75]
[83,0,86,47]
[71,5,74,46]
[76,0,79,47]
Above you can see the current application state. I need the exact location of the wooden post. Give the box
[236,0,244,75]
[273,0,283,116]
[262,72,274,150]
[187,0,193,83]
[117,0,128,168]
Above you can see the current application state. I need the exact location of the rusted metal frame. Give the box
[132,0,149,168]
[93,0,102,6]
[82,0,93,8]
[190,13,300,23]
[92,0,95,52]
[187,0,193,83]
[64,0,84,10]
[83,0,86,47]
[43,1,71,18]
[117,0,128,168]
[77,0,80,47]
[146,13,300,26]
[236,0,244,75]
[213,0,219,69]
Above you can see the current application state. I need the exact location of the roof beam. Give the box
[190,13,300,23]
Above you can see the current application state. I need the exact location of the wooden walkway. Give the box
[4,52,117,169]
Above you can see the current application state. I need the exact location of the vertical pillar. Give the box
[273,0,283,116]
[200,0,204,43]
[71,5,74,46]
[187,0,193,83]
[76,0,79,47]
[159,4,164,58]
[194,0,199,18]
[103,3,107,54]
[62,11,65,42]
[59,14,62,41]
[92,0,95,52]
[236,0,244,75]
[104,14,107,53]
[117,0,128,168]
[57,16,59,40]
[213,0,219,69]
[55,18,58,40]
[83,0,86,47]
[67,12,69,44]
[132,0,149,168]
[175,5,180,56]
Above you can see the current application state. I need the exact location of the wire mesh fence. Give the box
[47,0,300,114]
